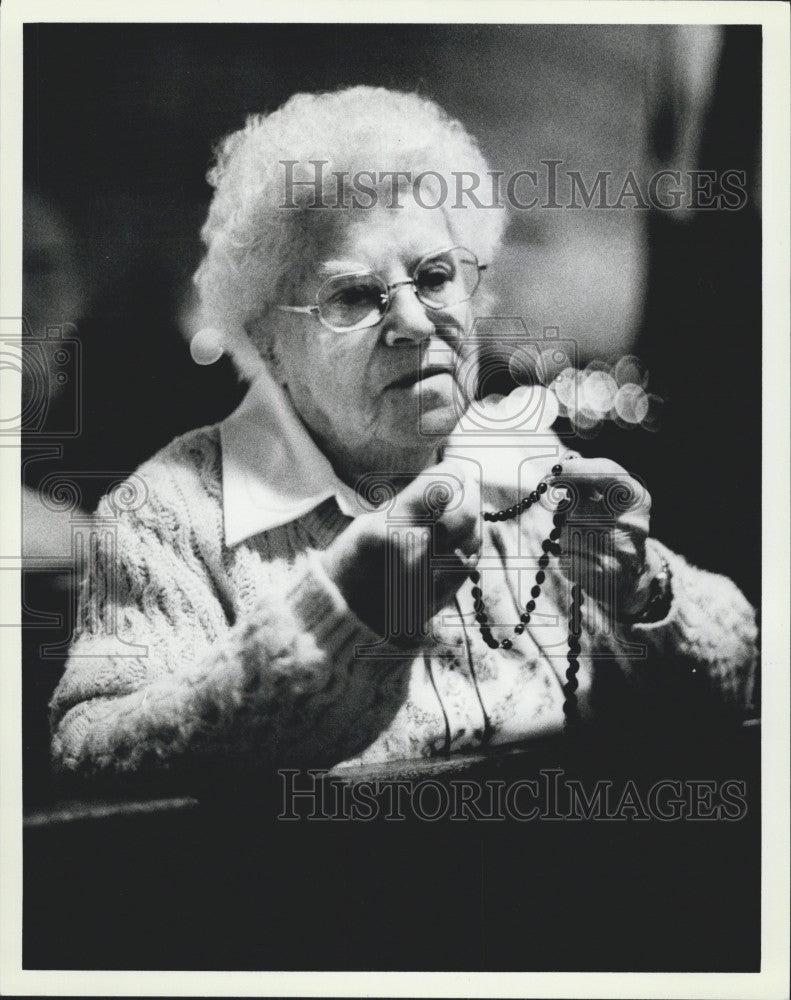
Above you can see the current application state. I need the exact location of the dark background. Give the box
[21,23,761,973]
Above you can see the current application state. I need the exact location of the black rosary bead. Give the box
[549,526,562,541]
[514,624,524,634]
[562,578,584,728]
[469,569,480,584]
[501,638,513,650]
[552,464,563,475]
[537,482,547,494]
[535,570,545,584]
[471,586,482,599]
[531,585,541,598]
[520,612,531,624]
[529,490,539,503]
[538,554,550,569]
[478,624,497,647]
[525,599,536,612]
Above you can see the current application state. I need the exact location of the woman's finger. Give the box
[551,463,652,524]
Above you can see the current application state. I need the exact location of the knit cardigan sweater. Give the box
[50,425,758,778]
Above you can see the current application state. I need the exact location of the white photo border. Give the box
[1,1,788,997]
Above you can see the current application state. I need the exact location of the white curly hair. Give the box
[193,86,508,378]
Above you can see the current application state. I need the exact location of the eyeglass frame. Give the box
[277,245,488,333]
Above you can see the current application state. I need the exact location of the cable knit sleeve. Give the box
[611,538,759,723]
[49,446,410,778]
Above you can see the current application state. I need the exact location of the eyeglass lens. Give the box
[317,248,480,331]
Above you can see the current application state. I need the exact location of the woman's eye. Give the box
[332,283,376,306]
[418,265,454,290]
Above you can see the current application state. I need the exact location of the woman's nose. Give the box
[381,284,436,346]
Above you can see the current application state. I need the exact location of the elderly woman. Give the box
[49,87,757,778]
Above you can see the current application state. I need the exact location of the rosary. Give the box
[464,459,584,729]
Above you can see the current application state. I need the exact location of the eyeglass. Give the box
[277,246,487,333]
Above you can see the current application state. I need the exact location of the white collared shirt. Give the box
[220,369,361,546]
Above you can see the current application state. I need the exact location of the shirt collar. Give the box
[220,369,359,546]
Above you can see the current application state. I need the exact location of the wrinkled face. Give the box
[268,201,479,472]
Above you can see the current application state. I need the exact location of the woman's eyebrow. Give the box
[317,258,371,276]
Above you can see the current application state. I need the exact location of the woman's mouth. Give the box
[387,365,455,390]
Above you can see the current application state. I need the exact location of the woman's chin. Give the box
[382,379,466,442]
[415,405,461,440]
[375,408,459,450]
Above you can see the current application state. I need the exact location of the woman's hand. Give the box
[321,458,481,644]
[321,452,656,640]
[549,455,654,622]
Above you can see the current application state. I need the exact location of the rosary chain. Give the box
[466,462,582,728]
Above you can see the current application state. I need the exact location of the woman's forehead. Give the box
[309,204,455,270]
